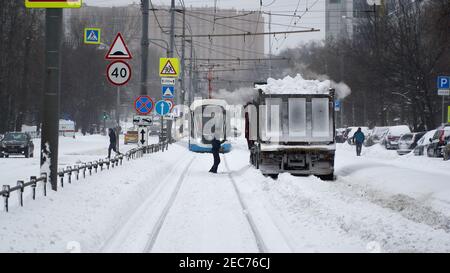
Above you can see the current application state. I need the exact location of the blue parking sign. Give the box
[438,76,450,90]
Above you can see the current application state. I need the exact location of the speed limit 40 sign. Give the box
[107,60,131,86]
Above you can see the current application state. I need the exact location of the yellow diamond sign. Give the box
[159,58,180,78]
[25,0,82,8]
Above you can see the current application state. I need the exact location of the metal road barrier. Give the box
[0,141,171,212]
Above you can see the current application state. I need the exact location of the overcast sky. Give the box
[84,0,326,54]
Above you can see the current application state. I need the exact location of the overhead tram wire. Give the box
[189,40,267,56]
[149,0,169,34]
[276,0,321,50]
[181,9,313,30]
[175,29,319,38]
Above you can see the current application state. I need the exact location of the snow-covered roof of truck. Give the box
[255,74,331,95]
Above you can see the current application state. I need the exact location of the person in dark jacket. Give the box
[352,127,365,156]
[209,137,222,173]
[108,128,119,158]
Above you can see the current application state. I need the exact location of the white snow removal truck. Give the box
[249,75,336,180]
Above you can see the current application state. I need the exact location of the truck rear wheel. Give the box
[319,173,335,181]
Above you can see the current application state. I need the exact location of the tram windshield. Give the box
[192,105,226,143]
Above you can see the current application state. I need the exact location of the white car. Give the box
[381,125,411,150]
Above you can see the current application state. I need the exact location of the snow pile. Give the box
[387,125,411,136]
[256,74,331,95]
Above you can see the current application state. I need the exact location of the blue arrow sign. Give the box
[334,100,341,111]
[162,85,175,98]
[438,76,450,90]
[155,100,171,116]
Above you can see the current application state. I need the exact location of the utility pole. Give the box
[41,8,63,191]
[188,40,193,106]
[268,11,272,78]
[169,0,175,58]
[207,69,213,99]
[112,7,120,152]
[140,0,149,96]
[180,7,186,106]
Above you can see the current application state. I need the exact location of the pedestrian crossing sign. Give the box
[84,28,101,45]
[162,85,175,98]
[159,58,179,78]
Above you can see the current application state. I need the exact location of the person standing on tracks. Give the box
[108,128,120,159]
[352,127,365,156]
[209,136,222,173]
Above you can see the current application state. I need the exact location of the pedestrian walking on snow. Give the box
[353,127,365,156]
[108,128,120,159]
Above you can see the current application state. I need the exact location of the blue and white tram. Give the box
[189,99,232,153]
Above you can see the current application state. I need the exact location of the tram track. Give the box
[144,156,196,252]
[223,154,294,253]
[100,153,195,252]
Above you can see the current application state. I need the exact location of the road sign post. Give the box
[438,76,450,125]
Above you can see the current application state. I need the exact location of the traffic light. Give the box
[103,111,108,120]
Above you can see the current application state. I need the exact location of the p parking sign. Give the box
[438,76,450,90]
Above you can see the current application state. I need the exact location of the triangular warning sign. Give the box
[160,60,177,75]
[105,33,132,60]
[87,31,98,41]
[163,87,174,97]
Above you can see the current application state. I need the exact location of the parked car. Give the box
[380,125,411,149]
[414,129,437,156]
[0,132,34,158]
[346,127,369,145]
[443,136,450,161]
[397,132,426,155]
[336,128,347,143]
[427,125,450,158]
[364,126,389,147]
[124,130,138,145]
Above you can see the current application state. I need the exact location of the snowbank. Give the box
[256,74,331,95]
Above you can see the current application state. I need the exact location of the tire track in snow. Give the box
[100,153,194,252]
[144,156,196,252]
[223,155,293,253]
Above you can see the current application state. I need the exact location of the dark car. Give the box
[396,132,426,155]
[427,125,450,158]
[443,136,450,161]
[0,132,34,158]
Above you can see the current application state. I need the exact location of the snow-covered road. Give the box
[1,135,449,252]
